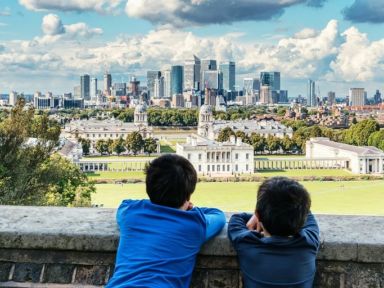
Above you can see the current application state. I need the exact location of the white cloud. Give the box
[42,14,64,35]
[19,0,123,13]
[2,19,384,94]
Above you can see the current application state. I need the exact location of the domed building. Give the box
[197,105,293,140]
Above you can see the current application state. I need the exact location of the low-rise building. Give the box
[306,137,384,174]
[176,134,254,175]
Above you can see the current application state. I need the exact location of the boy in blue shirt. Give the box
[228,177,320,288]
[107,154,226,288]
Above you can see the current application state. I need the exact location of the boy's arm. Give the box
[228,213,253,248]
[199,208,226,241]
[301,212,320,249]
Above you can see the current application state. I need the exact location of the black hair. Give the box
[145,154,197,208]
[256,177,311,236]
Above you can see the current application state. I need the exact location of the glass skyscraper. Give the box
[147,71,161,99]
[171,65,184,96]
[260,72,280,91]
[307,79,317,107]
[80,74,90,100]
[184,55,201,91]
[219,61,236,92]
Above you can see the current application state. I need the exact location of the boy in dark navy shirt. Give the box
[228,177,320,288]
[107,154,225,288]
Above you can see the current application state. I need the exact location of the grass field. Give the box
[86,169,351,180]
[92,181,384,215]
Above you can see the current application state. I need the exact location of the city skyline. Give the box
[1,0,384,97]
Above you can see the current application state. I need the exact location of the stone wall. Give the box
[0,206,383,287]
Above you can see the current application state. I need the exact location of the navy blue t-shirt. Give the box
[228,213,320,288]
[106,199,226,288]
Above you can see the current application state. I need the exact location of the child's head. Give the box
[145,154,197,209]
[256,177,311,237]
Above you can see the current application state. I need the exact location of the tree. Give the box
[144,138,157,156]
[126,132,144,155]
[0,99,94,206]
[106,138,114,155]
[368,130,384,150]
[113,137,126,156]
[344,119,380,146]
[250,133,266,154]
[281,135,294,154]
[79,138,91,155]
[266,135,280,154]
[217,127,235,142]
[95,139,108,155]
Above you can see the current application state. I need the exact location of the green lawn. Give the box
[93,181,384,215]
[256,169,352,177]
[86,169,352,180]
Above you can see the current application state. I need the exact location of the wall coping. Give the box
[0,206,383,263]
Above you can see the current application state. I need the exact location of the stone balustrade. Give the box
[0,206,383,287]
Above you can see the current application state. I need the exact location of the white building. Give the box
[63,103,153,153]
[197,105,293,140]
[306,137,384,174]
[176,134,254,175]
[349,88,366,107]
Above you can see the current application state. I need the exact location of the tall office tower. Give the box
[112,83,127,97]
[259,86,272,104]
[9,91,18,106]
[104,72,112,96]
[80,74,90,100]
[349,88,366,107]
[260,72,280,91]
[154,77,164,99]
[327,91,336,106]
[147,70,161,98]
[373,90,382,104]
[278,90,289,103]
[307,79,317,107]
[163,69,172,98]
[90,78,98,101]
[171,65,184,96]
[243,78,260,95]
[129,76,140,97]
[184,55,201,91]
[203,70,223,90]
[219,61,236,92]
[200,59,217,89]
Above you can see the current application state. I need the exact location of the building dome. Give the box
[135,103,147,114]
[200,104,212,115]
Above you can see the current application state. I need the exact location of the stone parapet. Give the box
[0,206,383,287]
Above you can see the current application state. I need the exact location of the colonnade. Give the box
[255,159,348,170]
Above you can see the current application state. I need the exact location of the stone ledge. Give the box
[0,206,383,263]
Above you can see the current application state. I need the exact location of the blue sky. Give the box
[1,0,384,98]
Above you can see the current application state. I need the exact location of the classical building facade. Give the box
[197,104,293,140]
[176,134,254,175]
[63,103,152,153]
[306,138,384,174]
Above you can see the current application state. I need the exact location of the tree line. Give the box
[79,132,157,156]
[216,119,383,154]
[0,100,95,206]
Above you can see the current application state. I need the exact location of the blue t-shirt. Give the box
[228,213,320,288]
[106,199,226,288]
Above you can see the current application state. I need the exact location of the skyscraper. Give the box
[307,79,316,107]
[260,72,280,91]
[171,65,184,96]
[327,91,336,106]
[163,69,171,98]
[243,78,260,95]
[220,61,236,92]
[201,59,217,90]
[90,78,97,101]
[349,88,366,106]
[203,70,223,90]
[259,86,272,104]
[373,90,382,104]
[184,55,201,91]
[80,74,90,100]
[154,77,164,99]
[104,72,112,96]
[147,71,161,98]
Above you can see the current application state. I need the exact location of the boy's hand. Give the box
[187,202,194,211]
[246,214,263,233]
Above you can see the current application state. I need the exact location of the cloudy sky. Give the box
[1,0,384,98]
